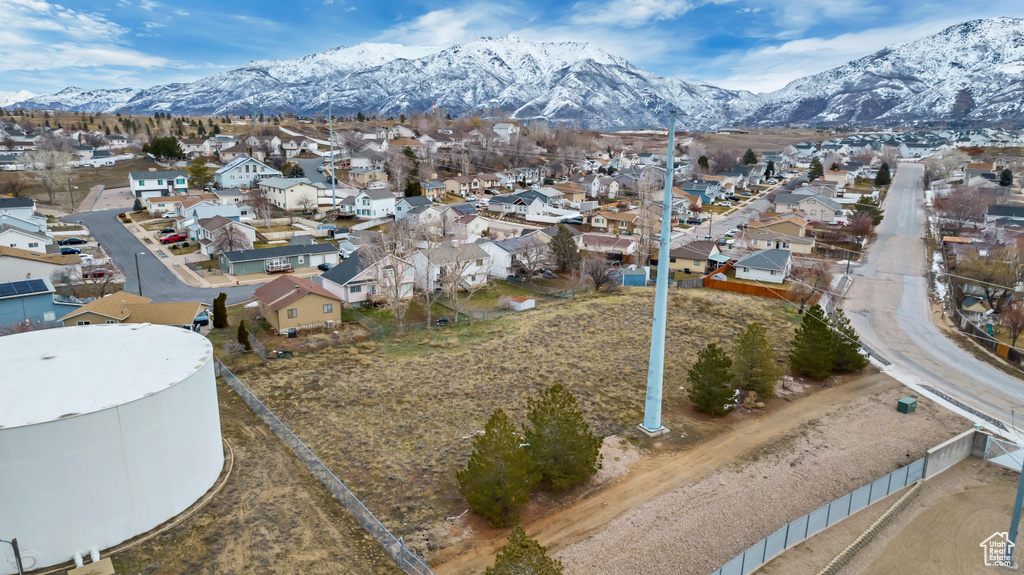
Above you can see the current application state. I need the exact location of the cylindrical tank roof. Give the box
[0,323,213,429]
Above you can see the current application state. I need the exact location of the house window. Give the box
[350,285,362,293]
[106,320,117,324]
[43,311,55,321]
[28,242,38,248]
[77,321,91,325]
[476,259,483,267]
[367,286,376,295]
[743,267,749,272]
[287,308,298,319]
[138,180,145,186]
[323,303,333,314]
[770,270,777,275]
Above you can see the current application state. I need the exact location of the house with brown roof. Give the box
[59,291,205,329]
[195,215,256,257]
[552,182,586,205]
[580,234,635,261]
[665,241,723,275]
[445,175,481,198]
[0,245,81,283]
[253,275,344,333]
[747,213,810,238]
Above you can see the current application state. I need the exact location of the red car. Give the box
[82,268,111,278]
[160,233,187,244]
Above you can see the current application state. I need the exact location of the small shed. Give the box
[510,296,535,311]
[620,267,648,287]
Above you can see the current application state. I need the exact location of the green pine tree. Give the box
[742,148,758,165]
[698,155,709,172]
[485,526,564,575]
[549,224,581,271]
[404,179,422,197]
[687,343,736,416]
[357,111,366,122]
[1000,168,1014,187]
[765,160,775,178]
[132,197,144,213]
[854,196,884,225]
[457,410,539,527]
[789,305,835,380]
[212,292,228,329]
[809,157,825,181]
[732,322,780,398]
[829,309,868,373]
[237,320,252,350]
[523,384,602,492]
[874,165,892,186]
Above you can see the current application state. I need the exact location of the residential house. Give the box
[214,188,247,206]
[487,194,545,216]
[0,197,35,220]
[552,182,586,205]
[666,241,723,275]
[129,170,188,198]
[735,230,815,254]
[960,296,991,323]
[178,138,211,157]
[258,177,319,211]
[354,189,395,219]
[350,169,388,186]
[411,242,491,292]
[419,180,448,202]
[734,249,792,284]
[388,138,427,157]
[177,203,242,234]
[445,175,481,198]
[772,192,841,223]
[822,170,849,188]
[0,225,50,254]
[746,213,810,238]
[214,156,282,188]
[986,205,1024,226]
[478,235,550,277]
[218,243,340,275]
[219,143,250,163]
[531,224,583,249]
[281,136,319,157]
[578,174,602,197]
[253,274,343,332]
[243,134,283,152]
[0,278,82,328]
[59,290,205,329]
[603,211,640,236]
[0,246,80,283]
[493,122,521,142]
[454,213,488,239]
[195,216,256,257]
[320,248,415,306]
[395,196,433,220]
[579,234,635,262]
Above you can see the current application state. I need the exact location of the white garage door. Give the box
[310,254,324,266]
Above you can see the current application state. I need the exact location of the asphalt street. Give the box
[67,210,259,305]
[844,162,1024,430]
[295,157,330,185]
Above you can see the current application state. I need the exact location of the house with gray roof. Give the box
[734,249,792,284]
[320,247,414,306]
[395,196,433,220]
[218,243,339,275]
[129,170,188,199]
[773,192,842,223]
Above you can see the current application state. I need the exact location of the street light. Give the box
[135,252,145,297]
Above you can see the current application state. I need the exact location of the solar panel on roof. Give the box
[0,284,16,297]
[27,279,46,292]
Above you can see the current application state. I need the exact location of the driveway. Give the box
[66,209,260,305]
[295,157,330,185]
[844,162,1024,430]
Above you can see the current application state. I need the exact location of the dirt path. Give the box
[434,374,894,574]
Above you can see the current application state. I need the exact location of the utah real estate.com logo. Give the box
[981,532,1014,567]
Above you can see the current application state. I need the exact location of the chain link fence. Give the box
[217,361,433,575]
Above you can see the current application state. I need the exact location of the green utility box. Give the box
[897,397,917,414]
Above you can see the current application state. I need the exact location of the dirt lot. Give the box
[234,288,801,558]
[538,375,969,575]
[111,380,399,575]
[759,457,1019,575]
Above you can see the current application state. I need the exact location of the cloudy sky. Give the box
[2,0,1024,95]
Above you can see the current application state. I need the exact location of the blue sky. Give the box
[3,0,1024,95]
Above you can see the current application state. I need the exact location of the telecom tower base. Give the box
[636,423,671,438]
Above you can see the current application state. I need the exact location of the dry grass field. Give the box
[0,157,160,210]
[236,288,801,558]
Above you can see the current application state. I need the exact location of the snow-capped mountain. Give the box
[0,90,35,108]
[7,18,1024,128]
[741,17,1024,126]
[12,87,141,113]
[121,35,752,129]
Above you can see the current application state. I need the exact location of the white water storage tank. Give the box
[0,324,223,574]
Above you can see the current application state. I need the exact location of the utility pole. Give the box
[328,82,337,209]
[1008,454,1024,565]
[1,538,24,575]
[639,111,676,436]
[135,252,143,297]
[67,178,76,212]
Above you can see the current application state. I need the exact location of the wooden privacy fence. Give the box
[700,263,820,305]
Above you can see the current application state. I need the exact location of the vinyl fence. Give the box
[708,458,924,575]
[217,361,434,575]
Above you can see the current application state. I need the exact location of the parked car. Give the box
[159,228,175,234]
[702,235,713,241]
[161,212,177,218]
[728,228,740,236]
[58,237,87,245]
[60,246,82,255]
[718,201,732,207]
[685,218,703,225]
[159,233,187,244]
[726,195,741,202]
[542,270,556,279]
[82,268,111,278]
[466,194,477,201]
[192,311,210,327]
[317,263,334,271]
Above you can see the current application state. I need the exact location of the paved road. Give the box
[673,185,783,248]
[844,162,1024,430]
[295,157,330,185]
[66,210,259,305]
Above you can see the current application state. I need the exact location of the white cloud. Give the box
[569,0,695,27]
[138,0,159,11]
[173,9,189,16]
[702,19,964,92]
[0,0,171,72]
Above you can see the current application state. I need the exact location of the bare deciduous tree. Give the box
[360,220,418,332]
[210,223,252,254]
[296,194,317,215]
[248,186,274,228]
[1,175,28,198]
[957,247,1021,314]
[512,237,551,279]
[710,147,740,174]
[933,185,995,234]
[439,243,487,323]
[1003,301,1024,348]
[26,149,73,204]
[583,256,617,291]
[789,259,834,313]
